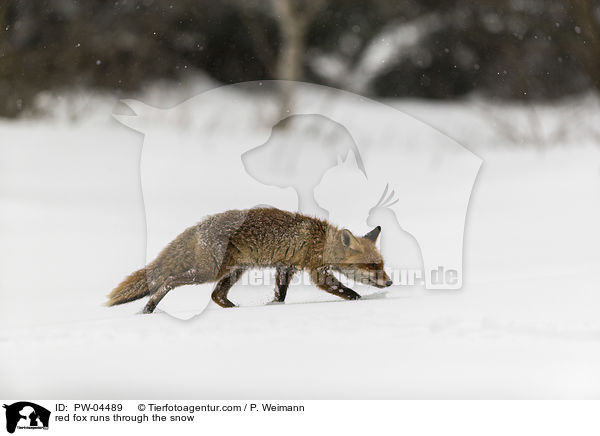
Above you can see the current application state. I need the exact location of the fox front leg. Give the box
[273,266,296,303]
[309,268,361,301]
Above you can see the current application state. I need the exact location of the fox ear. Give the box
[364,226,381,242]
[340,229,361,251]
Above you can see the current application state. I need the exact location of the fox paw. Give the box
[344,293,361,300]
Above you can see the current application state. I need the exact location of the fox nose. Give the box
[385,280,393,287]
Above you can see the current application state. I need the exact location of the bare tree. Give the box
[562,0,600,92]
[270,0,324,119]
[232,0,324,122]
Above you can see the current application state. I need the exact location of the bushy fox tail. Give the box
[106,267,152,306]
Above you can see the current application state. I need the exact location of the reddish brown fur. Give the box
[107,208,391,312]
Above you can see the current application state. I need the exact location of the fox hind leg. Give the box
[273,266,296,303]
[142,269,201,314]
[211,267,246,308]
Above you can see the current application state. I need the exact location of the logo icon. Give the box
[3,402,50,434]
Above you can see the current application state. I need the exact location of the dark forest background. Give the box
[0,0,599,117]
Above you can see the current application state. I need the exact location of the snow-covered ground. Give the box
[1,83,599,398]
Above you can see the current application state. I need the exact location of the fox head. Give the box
[326,226,392,288]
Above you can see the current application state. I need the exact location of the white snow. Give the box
[1,85,599,398]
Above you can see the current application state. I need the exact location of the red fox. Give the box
[107,208,392,313]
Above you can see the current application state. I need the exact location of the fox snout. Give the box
[368,273,392,288]
[375,272,393,288]
[339,267,392,288]
[369,268,392,288]
[358,264,392,288]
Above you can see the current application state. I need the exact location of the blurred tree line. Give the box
[0,0,598,117]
